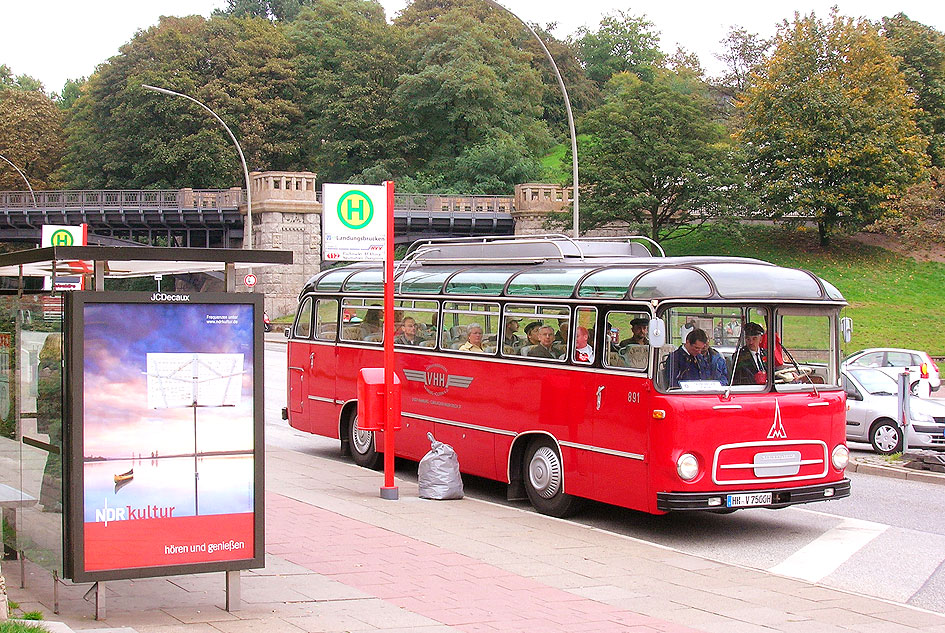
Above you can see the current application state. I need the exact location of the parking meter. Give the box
[896,371,911,453]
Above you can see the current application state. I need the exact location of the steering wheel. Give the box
[774,367,812,383]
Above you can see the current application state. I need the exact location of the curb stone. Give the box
[849,456,945,485]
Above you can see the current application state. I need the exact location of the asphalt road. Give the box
[264,342,945,615]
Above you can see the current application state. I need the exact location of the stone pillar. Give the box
[242,171,321,318]
[511,183,572,235]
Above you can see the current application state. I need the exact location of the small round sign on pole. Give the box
[244,273,257,288]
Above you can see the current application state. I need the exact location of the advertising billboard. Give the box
[64,292,264,582]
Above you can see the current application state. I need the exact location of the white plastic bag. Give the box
[418,432,464,500]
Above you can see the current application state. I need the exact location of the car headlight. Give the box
[676,453,700,481]
[831,444,850,470]
[911,410,935,424]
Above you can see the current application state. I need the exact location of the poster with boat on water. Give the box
[69,293,262,579]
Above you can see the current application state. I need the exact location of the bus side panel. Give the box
[587,372,651,511]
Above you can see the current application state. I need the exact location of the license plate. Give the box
[726,492,772,508]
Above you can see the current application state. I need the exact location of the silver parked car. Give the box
[842,347,940,394]
[842,367,945,454]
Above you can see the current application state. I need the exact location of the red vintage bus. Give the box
[285,236,851,516]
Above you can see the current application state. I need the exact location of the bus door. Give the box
[590,308,653,509]
[288,296,316,431]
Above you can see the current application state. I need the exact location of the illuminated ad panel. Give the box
[64,292,264,582]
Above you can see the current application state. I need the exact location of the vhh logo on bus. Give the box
[403,364,474,397]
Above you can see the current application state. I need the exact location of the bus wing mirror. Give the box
[840,317,853,343]
[649,318,666,348]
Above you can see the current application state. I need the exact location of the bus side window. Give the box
[572,306,597,365]
[294,297,314,339]
[605,309,651,370]
[314,299,338,341]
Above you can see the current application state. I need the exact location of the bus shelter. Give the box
[0,245,291,618]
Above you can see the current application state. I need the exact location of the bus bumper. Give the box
[656,479,851,512]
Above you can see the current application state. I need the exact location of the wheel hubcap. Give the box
[351,417,373,454]
[528,446,561,499]
[875,425,899,452]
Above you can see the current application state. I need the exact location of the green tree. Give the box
[738,11,927,246]
[880,13,945,167]
[393,3,552,191]
[0,89,65,189]
[572,11,664,87]
[219,0,314,21]
[287,0,406,184]
[62,15,304,189]
[870,167,945,246]
[578,71,742,241]
[714,27,770,96]
[0,65,45,93]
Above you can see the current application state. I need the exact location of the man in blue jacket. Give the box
[666,328,729,388]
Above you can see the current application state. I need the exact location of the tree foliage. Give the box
[0,89,65,189]
[572,11,664,86]
[393,3,551,192]
[287,0,405,184]
[219,0,315,21]
[737,11,927,246]
[870,167,945,246]
[0,65,45,93]
[880,13,945,168]
[714,27,770,96]
[62,15,304,188]
[578,72,741,241]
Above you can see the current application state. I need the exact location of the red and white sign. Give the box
[244,273,257,287]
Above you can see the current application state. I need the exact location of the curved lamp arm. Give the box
[481,0,579,237]
[142,84,253,248]
[0,153,37,208]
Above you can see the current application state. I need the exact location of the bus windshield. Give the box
[656,305,839,393]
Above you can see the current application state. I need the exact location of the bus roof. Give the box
[303,236,846,304]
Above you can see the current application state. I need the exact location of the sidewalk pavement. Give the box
[7,442,945,633]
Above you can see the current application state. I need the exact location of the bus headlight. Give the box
[831,445,849,470]
[676,453,700,481]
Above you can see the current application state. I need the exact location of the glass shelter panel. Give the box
[0,294,64,576]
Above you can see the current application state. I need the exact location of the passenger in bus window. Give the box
[394,317,423,346]
[458,323,486,353]
[732,322,768,385]
[665,328,729,388]
[555,320,569,344]
[524,321,542,346]
[619,317,649,346]
[360,309,382,340]
[574,326,594,364]
[527,326,560,359]
[503,318,522,350]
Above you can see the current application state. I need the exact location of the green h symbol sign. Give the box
[337,190,374,229]
[50,229,74,246]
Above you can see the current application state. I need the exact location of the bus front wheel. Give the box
[348,411,382,470]
[523,439,582,518]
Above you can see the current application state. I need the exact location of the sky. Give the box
[2,1,944,95]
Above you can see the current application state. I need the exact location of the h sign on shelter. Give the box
[322,184,388,261]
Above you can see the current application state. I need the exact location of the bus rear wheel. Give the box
[523,438,582,518]
[348,411,382,470]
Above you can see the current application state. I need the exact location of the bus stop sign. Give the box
[322,184,388,261]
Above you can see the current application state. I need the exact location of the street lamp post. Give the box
[0,153,38,208]
[481,0,580,238]
[141,84,254,248]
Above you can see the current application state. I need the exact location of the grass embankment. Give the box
[665,225,945,357]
